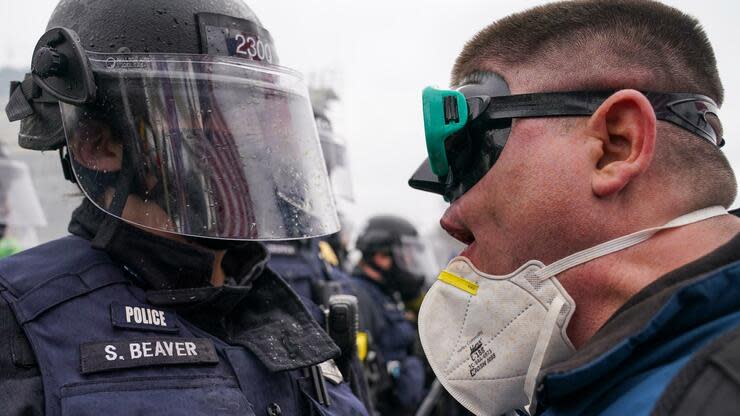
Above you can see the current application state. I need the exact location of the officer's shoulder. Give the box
[0,235,116,295]
[652,324,740,415]
[0,294,38,368]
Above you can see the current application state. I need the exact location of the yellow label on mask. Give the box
[438,270,478,295]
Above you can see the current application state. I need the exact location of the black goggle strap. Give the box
[477,91,722,146]
[409,90,723,200]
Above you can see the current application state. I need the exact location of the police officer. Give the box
[352,215,428,415]
[0,0,368,414]
[309,87,356,271]
[266,87,374,412]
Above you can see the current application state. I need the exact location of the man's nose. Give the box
[440,204,474,244]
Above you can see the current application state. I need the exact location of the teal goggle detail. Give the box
[422,87,468,176]
[413,87,723,202]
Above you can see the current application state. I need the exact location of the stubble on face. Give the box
[440,77,598,275]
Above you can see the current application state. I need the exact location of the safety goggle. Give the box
[409,87,723,202]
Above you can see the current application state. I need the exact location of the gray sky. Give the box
[2,0,739,236]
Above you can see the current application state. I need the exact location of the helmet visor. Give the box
[319,131,355,205]
[391,235,433,275]
[61,53,338,240]
[0,159,47,228]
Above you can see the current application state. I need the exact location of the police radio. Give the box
[327,294,359,378]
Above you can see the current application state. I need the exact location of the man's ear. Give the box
[586,89,656,197]
[69,122,123,172]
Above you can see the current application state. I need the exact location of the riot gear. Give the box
[7,0,339,241]
[356,215,429,301]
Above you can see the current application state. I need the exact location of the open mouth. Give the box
[448,228,475,245]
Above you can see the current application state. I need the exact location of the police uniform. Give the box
[267,240,375,413]
[351,272,426,415]
[267,240,355,303]
[0,200,368,415]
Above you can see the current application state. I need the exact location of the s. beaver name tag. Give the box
[110,302,179,333]
[80,338,219,374]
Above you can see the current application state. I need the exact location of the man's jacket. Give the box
[535,233,740,416]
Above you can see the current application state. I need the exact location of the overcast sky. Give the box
[2,0,739,236]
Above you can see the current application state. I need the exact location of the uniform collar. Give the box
[69,199,266,290]
[67,199,340,371]
[537,232,740,404]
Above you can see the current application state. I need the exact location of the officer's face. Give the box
[68,119,181,238]
[68,119,123,173]
[440,70,595,275]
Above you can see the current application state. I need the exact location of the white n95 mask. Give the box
[418,206,727,416]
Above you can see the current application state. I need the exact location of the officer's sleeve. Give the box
[652,324,740,416]
[0,294,44,415]
[322,377,371,416]
[353,283,381,336]
[395,355,426,409]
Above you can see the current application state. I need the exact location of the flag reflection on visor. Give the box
[61,53,339,240]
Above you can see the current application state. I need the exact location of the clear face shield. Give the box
[60,53,339,240]
[317,119,355,207]
[391,235,437,279]
[0,159,47,245]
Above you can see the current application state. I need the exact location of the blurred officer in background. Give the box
[352,215,429,415]
[266,87,373,412]
[0,149,47,258]
[0,0,368,414]
[311,86,357,271]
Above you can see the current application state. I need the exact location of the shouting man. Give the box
[409,1,740,415]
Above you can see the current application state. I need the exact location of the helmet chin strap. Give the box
[184,235,247,252]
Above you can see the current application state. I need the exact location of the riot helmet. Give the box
[355,215,431,301]
[310,86,355,265]
[5,0,339,241]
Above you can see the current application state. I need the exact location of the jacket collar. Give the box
[537,232,740,403]
[68,199,340,371]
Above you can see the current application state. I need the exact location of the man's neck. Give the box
[559,214,740,348]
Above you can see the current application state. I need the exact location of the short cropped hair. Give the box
[453,0,736,208]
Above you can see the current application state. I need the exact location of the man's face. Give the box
[440,74,596,274]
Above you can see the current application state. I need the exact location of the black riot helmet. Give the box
[5,0,339,241]
[310,87,355,266]
[356,215,430,300]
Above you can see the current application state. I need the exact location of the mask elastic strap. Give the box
[535,206,727,281]
[524,295,566,406]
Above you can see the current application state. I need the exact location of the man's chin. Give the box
[457,241,519,276]
[458,241,477,262]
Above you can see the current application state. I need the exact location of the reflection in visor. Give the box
[320,138,355,204]
[61,53,338,240]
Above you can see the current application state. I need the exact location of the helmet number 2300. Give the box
[235,33,273,63]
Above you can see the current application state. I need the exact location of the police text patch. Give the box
[80,338,218,374]
[110,302,179,333]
